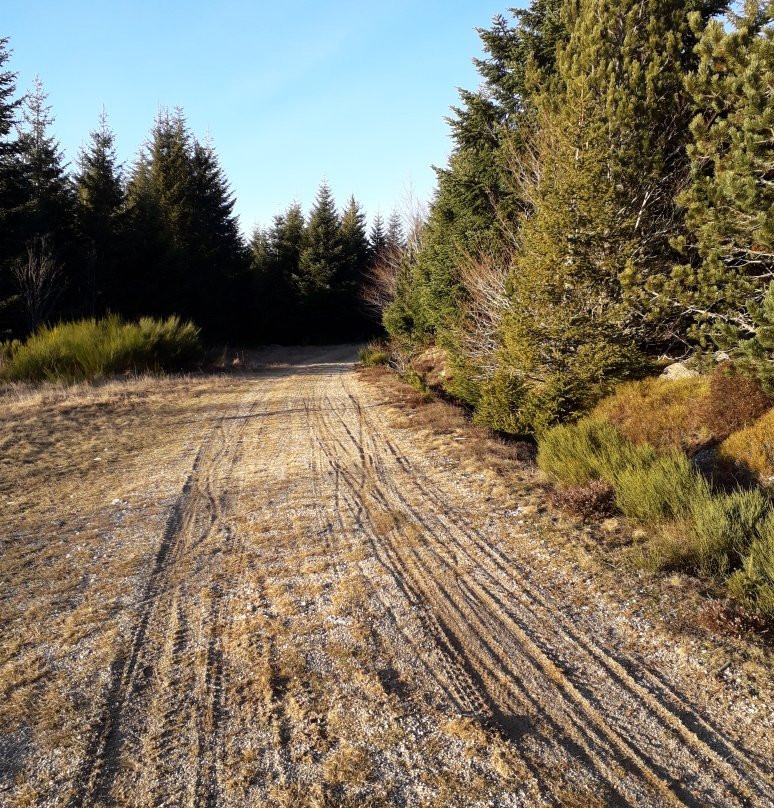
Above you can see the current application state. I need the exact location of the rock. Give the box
[713,350,731,364]
[660,362,699,380]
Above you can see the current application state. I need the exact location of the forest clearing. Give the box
[1,346,771,808]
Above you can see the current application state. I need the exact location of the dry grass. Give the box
[591,376,713,453]
[718,408,774,484]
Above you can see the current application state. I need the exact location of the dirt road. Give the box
[1,346,772,807]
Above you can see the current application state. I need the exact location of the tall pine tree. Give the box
[75,110,125,316]
[666,1,773,350]
[0,37,23,336]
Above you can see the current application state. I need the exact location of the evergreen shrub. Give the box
[690,488,771,577]
[1,315,201,383]
[728,512,774,617]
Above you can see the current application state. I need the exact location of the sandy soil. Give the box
[1,345,771,807]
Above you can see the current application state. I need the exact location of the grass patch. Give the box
[537,418,656,487]
[728,511,774,617]
[690,488,770,576]
[612,451,708,523]
[539,417,774,616]
[359,341,390,368]
[0,315,201,383]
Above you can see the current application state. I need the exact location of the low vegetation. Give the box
[0,315,201,383]
[537,404,773,617]
[359,341,390,367]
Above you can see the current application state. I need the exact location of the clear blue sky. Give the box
[3,1,520,235]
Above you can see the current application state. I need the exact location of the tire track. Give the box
[310,367,771,808]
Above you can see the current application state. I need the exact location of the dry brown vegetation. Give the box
[1,347,772,807]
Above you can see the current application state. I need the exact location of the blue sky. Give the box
[3,1,519,235]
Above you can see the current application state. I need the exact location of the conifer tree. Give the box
[13,76,75,325]
[666,1,773,348]
[369,212,387,260]
[75,110,125,315]
[491,0,727,432]
[385,211,406,255]
[340,195,370,288]
[384,1,568,347]
[338,195,371,333]
[16,78,75,246]
[252,203,305,341]
[124,151,176,318]
[297,182,342,337]
[0,37,23,335]
[187,137,249,334]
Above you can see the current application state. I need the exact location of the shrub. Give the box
[473,371,528,436]
[549,480,616,519]
[612,451,709,523]
[728,512,774,617]
[702,363,773,439]
[690,488,771,576]
[359,341,390,367]
[718,408,774,484]
[0,315,201,383]
[537,418,655,487]
[591,376,713,452]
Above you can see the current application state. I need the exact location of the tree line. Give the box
[378,0,773,433]
[0,39,390,344]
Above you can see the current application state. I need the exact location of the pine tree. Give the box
[0,37,23,336]
[14,76,75,325]
[385,211,405,255]
[491,0,728,432]
[338,195,371,334]
[297,182,342,337]
[75,110,125,315]
[666,1,773,348]
[369,212,387,260]
[252,203,305,341]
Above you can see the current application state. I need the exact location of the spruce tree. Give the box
[187,137,249,334]
[14,76,75,325]
[124,151,176,318]
[75,110,125,315]
[339,195,371,334]
[384,1,568,348]
[369,212,387,260]
[297,182,342,338]
[252,203,305,341]
[385,211,406,255]
[0,37,23,336]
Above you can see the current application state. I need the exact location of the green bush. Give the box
[690,488,771,576]
[473,371,528,435]
[537,418,655,487]
[359,341,390,367]
[612,451,709,523]
[1,315,201,383]
[728,512,774,617]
